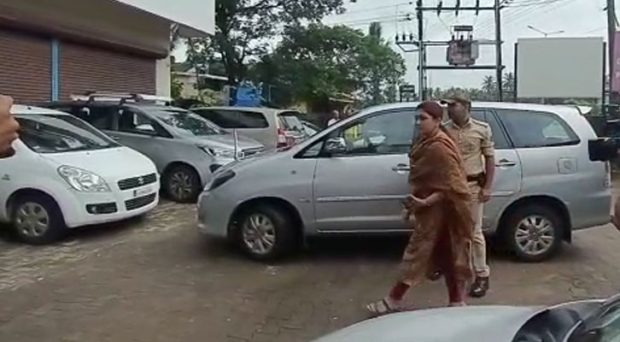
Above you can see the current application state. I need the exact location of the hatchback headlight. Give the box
[58,165,110,192]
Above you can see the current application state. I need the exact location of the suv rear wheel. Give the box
[503,203,563,262]
[236,204,297,261]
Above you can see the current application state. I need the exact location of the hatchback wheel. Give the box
[237,205,297,261]
[12,195,66,244]
[164,165,200,203]
[504,204,563,262]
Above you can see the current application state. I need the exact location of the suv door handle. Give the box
[496,159,516,167]
[391,164,410,173]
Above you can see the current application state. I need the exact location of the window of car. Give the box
[278,111,306,133]
[470,109,511,149]
[118,108,170,137]
[193,109,269,129]
[64,106,117,131]
[146,107,226,137]
[495,109,580,148]
[16,114,119,153]
[326,109,415,156]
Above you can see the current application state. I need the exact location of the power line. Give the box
[339,1,414,16]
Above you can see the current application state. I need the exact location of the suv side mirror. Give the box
[589,138,617,162]
[324,137,347,155]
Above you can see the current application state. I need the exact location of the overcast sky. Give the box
[172,0,610,89]
[325,0,610,89]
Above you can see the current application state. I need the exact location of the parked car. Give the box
[314,293,620,342]
[45,95,264,203]
[0,105,159,244]
[197,102,613,261]
[300,119,322,137]
[191,106,308,150]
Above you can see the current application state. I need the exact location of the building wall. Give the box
[0,28,157,103]
[59,42,155,100]
[156,58,171,97]
[0,29,51,103]
[0,0,170,57]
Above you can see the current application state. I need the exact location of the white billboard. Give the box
[516,37,604,99]
[117,0,215,35]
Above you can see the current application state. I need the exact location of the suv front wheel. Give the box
[236,205,297,261]
[163,165,201,203]
[503,204,563,262]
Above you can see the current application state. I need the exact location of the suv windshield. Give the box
[148,108,226,136]
[16,114,119,153]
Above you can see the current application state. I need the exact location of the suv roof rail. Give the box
[74,91,173,106]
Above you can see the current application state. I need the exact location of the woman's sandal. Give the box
[366,298,401,317]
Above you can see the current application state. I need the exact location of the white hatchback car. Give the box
[0,105,160,244]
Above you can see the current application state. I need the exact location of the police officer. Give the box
[0,95,19,158]
[442,95,495,298]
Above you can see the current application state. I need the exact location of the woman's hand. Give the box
[0,95,18,157]
[409,195,428,208]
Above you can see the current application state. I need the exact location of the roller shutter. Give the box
[60,42,155,99]
[0,29,51,103]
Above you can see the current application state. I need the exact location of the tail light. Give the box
[277,128,288,148]
[276,128,296,148]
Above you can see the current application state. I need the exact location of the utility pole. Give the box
[608,0,617,111]
[608,0,616,83]
[494,0,503,101]
[417,0,424,101]
[396,0,504,101]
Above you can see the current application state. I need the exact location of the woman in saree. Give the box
[366,101,474,316]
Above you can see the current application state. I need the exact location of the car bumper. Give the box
[61,183,160,228]
[197,190,234,238]
[570,189,612,230]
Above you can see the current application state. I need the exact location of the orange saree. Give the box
[400,129,474,287]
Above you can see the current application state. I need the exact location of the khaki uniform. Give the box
[444,118,494,278]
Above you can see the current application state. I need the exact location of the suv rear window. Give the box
[193,109,268,129]
[278,112,305,133]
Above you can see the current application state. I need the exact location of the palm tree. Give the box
[481,76,497,100]
[502,72,515,100]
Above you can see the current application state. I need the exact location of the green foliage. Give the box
[206,0,345,83]
[170,74,183,100]
[250,23,405,108]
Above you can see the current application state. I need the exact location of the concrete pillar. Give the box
[155,56,171,97]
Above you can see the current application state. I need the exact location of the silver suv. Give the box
[47,98,264,203]
[197,102,612,262]
[191,107,308,150]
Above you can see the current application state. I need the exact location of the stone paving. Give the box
[1,198,620,342]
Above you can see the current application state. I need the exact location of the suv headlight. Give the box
[58,165,110,192]
[200,146,244,159]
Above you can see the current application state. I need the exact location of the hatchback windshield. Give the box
[16,114,119,153]
[149,108,226,136]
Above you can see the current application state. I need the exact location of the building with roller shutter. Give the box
[0,0,214,103]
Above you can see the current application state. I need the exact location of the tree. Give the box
[252,24,405,109]
[502,72,515,100]
[208,0,344,84]
[481,76,496,100]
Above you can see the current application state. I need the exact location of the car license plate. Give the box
[133,187,152,198]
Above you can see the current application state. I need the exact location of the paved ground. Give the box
[1,197,620,342]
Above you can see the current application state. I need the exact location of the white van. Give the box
[0,105,160,244]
